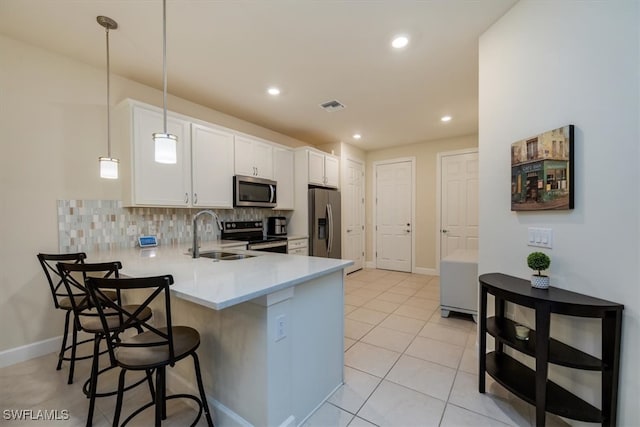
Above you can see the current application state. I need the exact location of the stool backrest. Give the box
[37,252,87,309]
[86,275,175,366]
[57,261,123,329]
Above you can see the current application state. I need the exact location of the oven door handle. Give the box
[249,241,287,250]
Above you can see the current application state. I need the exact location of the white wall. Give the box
[0,34,307,354]
[479,1,639,425]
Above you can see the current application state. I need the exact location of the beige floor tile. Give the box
[458,346,479,375]
[394,280,424,291]
[366,280,398,291]
[466,331,478,349]
[345,281,366,294]
[387,285,418,296]
[345,319,375,340]
[362,298,400,314]
[344,342,400,378]
[357,380,446,427]
[345,337,357,352]
[348,416,378,427]
[440,403,511,426]
[414,286,440,301]
[448,371,532,426]
[404,336,464,369]
[328,366,381,414]
[346,307,389,325]
[403,274,434,284]
[361,326,415,353]
[378,314,425,335]
[418,323,469,347]
[344,304,358,315]
[376,292,410,304]
[386,355,457,401]
[301,402,354,427]
[349,288,383,300]
[345,294,372,307]
[394,304,436,321]
[402,296,439,310]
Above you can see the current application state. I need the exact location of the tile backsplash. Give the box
[57,200,291,253]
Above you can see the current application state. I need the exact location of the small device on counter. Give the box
[138,235,158,248]
[267,216,287,236]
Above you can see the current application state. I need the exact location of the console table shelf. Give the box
[479,273,623,427]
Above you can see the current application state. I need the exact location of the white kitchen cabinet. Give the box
[129,104,191,206]
[274,147,294,210]
[288,238,308,256]
[191,124,234,208]
[234,135,273,179]
[116,100,234,208]
[307,150,339,188]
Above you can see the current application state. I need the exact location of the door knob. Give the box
[442,229,449,233]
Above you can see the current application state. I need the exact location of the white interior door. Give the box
[376,161,412,272]
[440,151,479,258]
[344,159,364,274]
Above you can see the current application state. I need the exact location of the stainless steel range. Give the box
[221,220,288,253]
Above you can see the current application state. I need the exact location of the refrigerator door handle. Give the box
[327,204,331,255]
[327,203,333,255]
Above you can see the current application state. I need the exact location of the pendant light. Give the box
[153,0,177,164]
[97,16,119,179]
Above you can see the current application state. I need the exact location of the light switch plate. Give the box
[528,227,553,249]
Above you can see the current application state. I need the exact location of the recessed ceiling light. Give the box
[441,115,452,122]
[391,35,409,49]
[267,87,280,96]
[353,134,362,140]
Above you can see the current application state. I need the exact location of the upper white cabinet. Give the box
[234,135,273,179]
[274,147,294,210]
[129,105,192,206]
[191,124,234,208]
[116,100,234,208]
[307,150,339,188]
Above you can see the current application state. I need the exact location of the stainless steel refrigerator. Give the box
[309,188,341,259]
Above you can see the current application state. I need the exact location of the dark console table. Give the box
[478,273,623,426]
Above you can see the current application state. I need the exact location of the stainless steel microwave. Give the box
[233,175,277,208]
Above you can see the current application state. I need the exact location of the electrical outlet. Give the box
[275,314,286,342]
[205,223,213,233]
[148,224,157,235]
[126,225,138,236]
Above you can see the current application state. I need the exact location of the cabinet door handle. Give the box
[185,192,189,204]
[194,193,198,205]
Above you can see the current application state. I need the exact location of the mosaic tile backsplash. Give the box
[57,200,292,253]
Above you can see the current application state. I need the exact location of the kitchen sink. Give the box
[197,251,255,261]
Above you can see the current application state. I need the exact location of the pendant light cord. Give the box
[162,0,168,134]
[105,25,112,158]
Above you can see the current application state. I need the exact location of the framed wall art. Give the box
[511,125,574,211]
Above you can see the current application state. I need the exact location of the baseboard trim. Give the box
[413,267,438,276]
[364,261,376,269]
[0,335,63,368]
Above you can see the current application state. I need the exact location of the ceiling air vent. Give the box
[319,100,345,112]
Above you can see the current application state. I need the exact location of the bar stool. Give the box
[37,252,116,384]
[58,261,154,427]
[86,274,214,427]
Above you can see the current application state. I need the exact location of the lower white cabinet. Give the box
[288,238,308,256]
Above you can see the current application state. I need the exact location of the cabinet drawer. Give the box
[288,247,308,256]
[288,239,308,250]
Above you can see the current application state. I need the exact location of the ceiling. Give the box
[0,0,517,151]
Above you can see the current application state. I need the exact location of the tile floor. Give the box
[303,269,570,427]
[0,268,570,426]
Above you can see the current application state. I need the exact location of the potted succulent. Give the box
[527,251,551,289]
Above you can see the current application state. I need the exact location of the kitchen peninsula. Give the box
[89,244,352,427]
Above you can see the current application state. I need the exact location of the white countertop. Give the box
[87,242,352,310]
[286,235,308,241]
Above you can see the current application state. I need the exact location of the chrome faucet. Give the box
[192,210,223,258]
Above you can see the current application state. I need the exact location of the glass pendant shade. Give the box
[153,133,177,164]
[99,157,119,179]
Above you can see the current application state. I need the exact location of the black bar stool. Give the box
[86,274,214,427]
[37,253,116,384]
[58,261,154,427]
